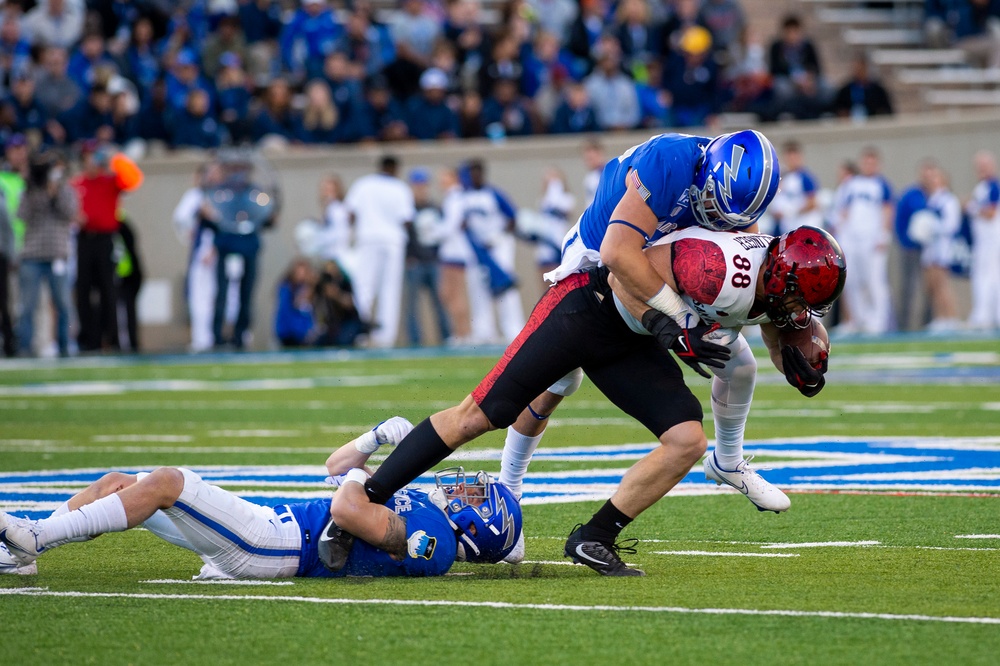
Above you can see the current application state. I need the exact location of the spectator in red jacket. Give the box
[72,143,143,352]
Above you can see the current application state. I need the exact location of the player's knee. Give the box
[146,467,185,505]
[454,398,494,438]
[93,472,136,496]
[548,369,583,398]
[660,422,708,466]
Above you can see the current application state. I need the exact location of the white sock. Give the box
[712,397,752,470]
[45,500,92,544]
[50,501,71,517]
[499,427,545,498]
[37,494,128,548]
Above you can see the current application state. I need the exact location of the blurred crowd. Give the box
[761,142,1000,336]
[0,0,910,156]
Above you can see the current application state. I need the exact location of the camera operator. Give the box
[15,152,78,357]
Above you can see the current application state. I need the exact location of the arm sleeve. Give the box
[801,171,818,194]
[990,182,1000,205]
[493,188,517,220]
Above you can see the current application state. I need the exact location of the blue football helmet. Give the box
[690,129,781,231]
[433,467,522,563]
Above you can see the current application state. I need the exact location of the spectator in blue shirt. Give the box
[275,258,318,347]
[357,74,409,141]
[321,51,365,127]
[171,89,223,149]
[165,49,214,113]
[635,59,671,128]
[135,79,172,144]
[482,78,535,137]
[68,32,117,93]
[8,71,48,139]
[521,31,573,100]
[252,78,296,142]
[894,159,936,330]
[109,81,139,146]
[55,83,114,145]
[280,0,343,81]
[0,16,32,77]
[215,53,253,143]
[406,68,460,140]
[549,82,599,133]
[293,79,354,144]
[123,17,161,97]
[337,9,396,78]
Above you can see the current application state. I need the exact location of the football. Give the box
[778,319,830,368]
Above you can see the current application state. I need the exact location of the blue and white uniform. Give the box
[832,173,893,334]
[547,133,722,283]
[460,185,526,343]
[967,177,1000,328]
[921,187,961,268]
[142,469,456,579]
[289,489,456,578]
[771,168,821,234]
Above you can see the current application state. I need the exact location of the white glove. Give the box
[354,416,415,454]
[373,416,414,447]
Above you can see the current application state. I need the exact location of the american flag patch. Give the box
[630,170,651,201]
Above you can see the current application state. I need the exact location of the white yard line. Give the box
[2,588,998,625]
[761,541,881,549]
[140,579,294,586]
[653,550,799,558]
[954,534,1000,539]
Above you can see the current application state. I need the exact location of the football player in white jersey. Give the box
[831,146,893,335]
[344,155,416,347]
[967,150,1000,330]
[770,140,822,235]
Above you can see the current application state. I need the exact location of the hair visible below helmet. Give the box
[690,129,781,231]
[434,467,522,563]
[762,226,847,329]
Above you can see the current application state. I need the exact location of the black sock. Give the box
[583,500,633,541]
[365,418,452,504]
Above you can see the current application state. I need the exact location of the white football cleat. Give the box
[0,542,37,575]
[502,530,525,564]
[0,512,46,566]
[374,416,415,447]
[703,453,791,513]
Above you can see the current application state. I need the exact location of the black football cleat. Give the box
[317,516,354,572]
[564,524,645,577]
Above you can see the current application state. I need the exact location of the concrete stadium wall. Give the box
[128,110,1000,351]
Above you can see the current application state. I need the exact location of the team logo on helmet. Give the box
[715,144,745,208]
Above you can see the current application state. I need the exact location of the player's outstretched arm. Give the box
[602,185,690,324]
[325,417,414,477]
[329,470,408,560]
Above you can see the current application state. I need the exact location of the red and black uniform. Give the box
[73,172,124,351]
[473,267,702,436]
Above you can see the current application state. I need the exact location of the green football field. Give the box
[2,336,999,665]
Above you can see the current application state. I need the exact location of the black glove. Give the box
[641,311,731,379]
[781,345,826,398]
[317,515,355,572]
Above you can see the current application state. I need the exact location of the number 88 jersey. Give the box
[653,227,774,328]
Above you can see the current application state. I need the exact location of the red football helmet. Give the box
[762,226,846,329]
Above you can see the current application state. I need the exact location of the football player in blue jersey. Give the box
[0,417,522,579]
[496,131,788,541]
[354,131,831,576]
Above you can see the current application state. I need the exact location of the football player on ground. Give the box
[0,418,522,579]
[498,130,786,533]
[346,224,844,577]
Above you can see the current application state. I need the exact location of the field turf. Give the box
[1,336,999,665]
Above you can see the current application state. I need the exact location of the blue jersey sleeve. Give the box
[492,188,517,220]
[880,177,893,203]
[800,170,818,194]
[989,181,1000,205]
[627,137,701,219]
